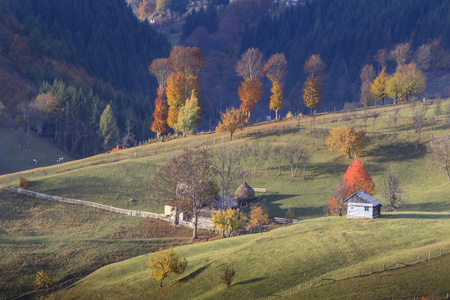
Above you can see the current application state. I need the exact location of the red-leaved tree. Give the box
[328,159,375,216]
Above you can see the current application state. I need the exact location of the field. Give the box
[0,127,72,175]
[1,100,449,299]
[61,213,450,299]
[1,101,449,218]
[0,190,215,299]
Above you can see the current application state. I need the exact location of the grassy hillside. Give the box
[0,127,72,175]
[61,213,450,299]
[0,190,215,299]
[1,101,448,218]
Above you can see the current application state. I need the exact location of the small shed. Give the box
[235,181,255,206]
[211,194,239,210]
[343,191,382,219]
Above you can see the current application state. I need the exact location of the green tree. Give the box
[147,247,187,287]
[174,92,200,136]
[99,104,120,151]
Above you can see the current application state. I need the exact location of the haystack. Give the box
[235,181,255,205]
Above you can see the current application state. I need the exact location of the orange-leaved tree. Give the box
[328,159,375,216]
[236,48,265,122]
[216,107,246,141]
[151,88,169,138]
[264,53,287,119]
[247,204,269,233]
[303,54,325,112]
[326,125,367,158]
[166,72,187,129]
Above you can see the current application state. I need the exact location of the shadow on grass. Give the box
[234,277,266,286]
[179,265,208,283]
[367,141,426,163]
[380,213,449,219]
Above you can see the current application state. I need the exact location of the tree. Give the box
[147,247,187,287]
[156,0,170,15]
[174,91,200,136]
[304,54,326,77]
[371,68,391,105]
[264,53,287,119]
[216,107,246,141]
[260,141,272,176]
[326,125,367,158]
[238,79,264,122]
[211,208,247,237]
[415,44,431,71]
[388,63,427,103]
[213,142,242,207]
[166,72,187,129]
[121,119,136,148]
[343,159,376,196]
[247,204,269,233]
[151,89,169,138]
[272,145,283,176]
[139,0,156,19]
[383,170,405,210]
[236,48,265,122]
[155,147,216,239]
[98,104,120,151]
[427,134,450,184]
[412,104,428,145]
[328,159,375,216]
[303,75,322,111]
[34,270,53,296]
[390,42,411,66]
[360,64,375,107]
[30,92,61,135]
[219,267,236,288]
[149,58,172,94]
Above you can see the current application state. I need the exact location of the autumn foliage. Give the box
[211,208,247,237]
[216,107,246,140]
[303,75,322,110]
[151,88,169,137]
[247,204,270,233]
[147,247,187,287]
[328,159,375,216]
[326,125,367,158]
[238,79,263,121]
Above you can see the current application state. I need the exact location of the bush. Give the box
[18,177,29,189]
[219,267,235,288]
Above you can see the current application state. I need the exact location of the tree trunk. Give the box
[192,212,198,240]
[445,165,450,184]
[265,161,268,176]
[275,110,278,120]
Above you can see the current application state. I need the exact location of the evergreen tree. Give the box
[99,104,120,151]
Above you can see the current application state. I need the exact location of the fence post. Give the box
[298,283,300,291]
[346,270,348,278]
[428,252,431,260]
[440,249,442,257]
[418,256,420,263]
[406,258,407,265]
[371,267,373,273]
[290,287,292,294]
[359,268,361,276]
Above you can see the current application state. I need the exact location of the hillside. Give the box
[1,101,448,218]
[61,214,450,299]
[0,127,72,175]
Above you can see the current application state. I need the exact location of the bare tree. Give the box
[250,141,260,174]
[390,42,412,66]
[360,64,375,107]
[427,134,450,184]
[240,143,250,175]
[149,58,173,93]
[214,142,242,207]
[374,48,389,71]
[361,109,371,132]
[412,104,428,145]
[282,143,308,177]
[272,145,283,176]
[414,44,431,71]
[304,54,326,77]
[311,128,329,150]
[372,112,380,133]
[235,48,265,81]
[383,170,405,210]
[391,108,402,135]
[260,141,272,176]
[121,119,136,148]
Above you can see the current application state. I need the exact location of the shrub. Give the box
[18,177,29,189]
[219,267,235,288]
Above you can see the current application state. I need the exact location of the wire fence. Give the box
[256,249,449,299]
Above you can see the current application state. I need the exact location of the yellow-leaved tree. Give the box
[147,247,188,287]
[216,107,246,140]
[326,125,367,158]
[247,204,270,233]
[303,75,322,112]
[371,68,391,105]
[212,208,247,237]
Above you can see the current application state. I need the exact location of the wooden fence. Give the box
[256,249,449,299]
[0,185,214,230]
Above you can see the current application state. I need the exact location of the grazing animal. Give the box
[57,157,64,163]
[32,159,38,165]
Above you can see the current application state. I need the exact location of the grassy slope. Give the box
[1,102,448,217]
[0,190,215,299]
[62,213,450,300]
[0,127,72,175]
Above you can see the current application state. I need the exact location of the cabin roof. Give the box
[343,191,382,206]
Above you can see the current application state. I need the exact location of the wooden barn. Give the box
[343,191,382,219]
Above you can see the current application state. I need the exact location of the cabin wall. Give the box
[347,203,373,218]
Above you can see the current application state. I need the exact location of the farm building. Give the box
[343,191,382,219]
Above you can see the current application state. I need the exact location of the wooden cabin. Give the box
[343,191,381,219]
